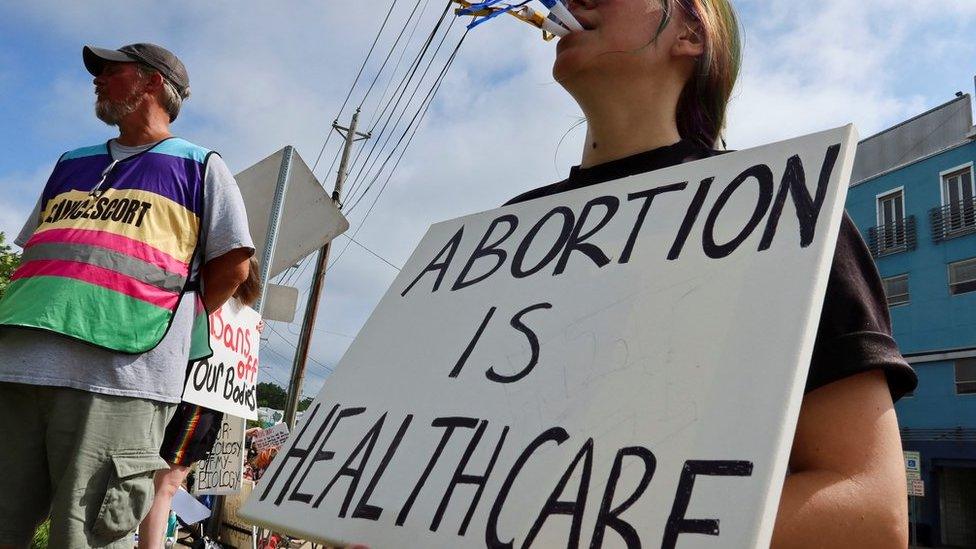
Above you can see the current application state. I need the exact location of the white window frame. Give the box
[939,162,976,207]
[948,257,976,296]
[882,273,910,307]
[876,187,906,226]
[876,187,907,252]
[954,358,976,395]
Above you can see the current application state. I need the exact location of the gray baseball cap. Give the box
[83,43,191,99]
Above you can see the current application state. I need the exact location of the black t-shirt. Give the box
[505,140,918,401]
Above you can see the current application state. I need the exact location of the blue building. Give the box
[847,91,976,547]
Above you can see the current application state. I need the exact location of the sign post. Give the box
[207,145,349,537]
[904,450,922,544]
[240,127,858,548]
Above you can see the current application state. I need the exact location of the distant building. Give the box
[847,89,976,547]
[257,406,285,427]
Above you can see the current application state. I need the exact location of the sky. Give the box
[1,0,974,399]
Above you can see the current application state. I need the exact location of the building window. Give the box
[877,190,906,250]
[935,166,976,238]
[955,358,976,395]
[870,189,916,256]
[882,274,909,306]
[949,257,976,295]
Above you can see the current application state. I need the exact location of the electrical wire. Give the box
[363,0,434,131]
[342,0,456,203]
[344,14,459,209]
[345,26,467,214]
[268,322,335,374]
[311,0,401,175]
[339,233,402,270]
[344,0,433,191]
[271,3,467,395]
[346,2,456,201]
[328,29,468,270]
[357,0,427,110]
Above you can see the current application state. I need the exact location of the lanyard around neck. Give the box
[89,159,120,198]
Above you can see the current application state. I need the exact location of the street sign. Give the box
[236,148,349,279]
[904,450,921,481]
[240,126,858,548]
[263,283,299,323]
[908,478,925,497]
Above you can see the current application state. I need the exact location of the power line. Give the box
[344,0,433,189]
[267,4,466,399]
[339,233,402,270]
[343,0,456,203]
[329,29,468,270]
[346,1,456,203]
[279,252,313,288]
[357,0,427,110]
[268,322,335,375]
[311,0,402,175]
[320,145,344,193]
[363,0,434,131]
[346,26,467,214]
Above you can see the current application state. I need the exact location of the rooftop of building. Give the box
[852,83,976,186]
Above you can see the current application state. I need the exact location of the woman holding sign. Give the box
[498,0,917,547]
[138,258,262,549]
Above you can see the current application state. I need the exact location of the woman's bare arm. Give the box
[772,370,908,548]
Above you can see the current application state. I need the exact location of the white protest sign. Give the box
[195,416,246,496]
[240,127,857,548]
[183,299,261,420]
[172,487,212,524]
[254,422,291,452]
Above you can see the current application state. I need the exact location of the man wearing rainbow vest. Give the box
[0,44,254,548]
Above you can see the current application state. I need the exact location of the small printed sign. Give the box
[253,422,290,451]
[904,450,921,481]
[908,478,925,497]
[904,451,920,471]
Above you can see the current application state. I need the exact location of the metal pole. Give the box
[255,146,295,314]
[206,146,293,541]
[282,110,367,428]
[911,495,917,546]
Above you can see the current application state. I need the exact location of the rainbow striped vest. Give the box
[0,138,213,354]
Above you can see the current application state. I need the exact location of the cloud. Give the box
[726,0,975,147]
[0,164,56,244]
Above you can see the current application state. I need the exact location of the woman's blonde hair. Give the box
[658,0,741,149]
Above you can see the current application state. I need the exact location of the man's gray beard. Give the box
[95,91,145,126]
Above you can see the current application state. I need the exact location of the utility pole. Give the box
[283,109,370,428]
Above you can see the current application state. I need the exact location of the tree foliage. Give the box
[256,381,287,409]
[257,381,315,413]
[0,233,22,300]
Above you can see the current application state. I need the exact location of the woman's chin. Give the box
[552,47,593,85]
